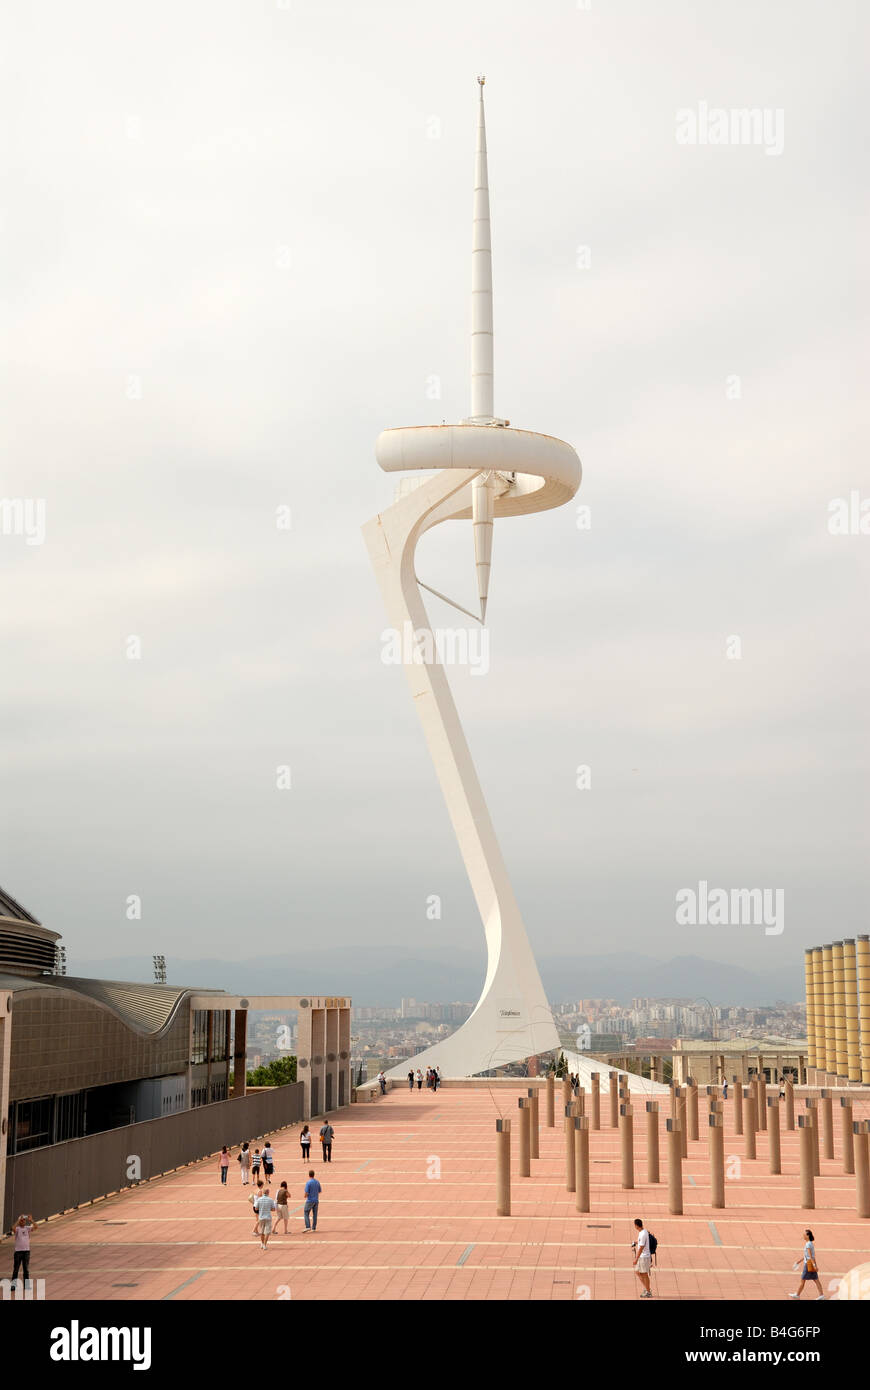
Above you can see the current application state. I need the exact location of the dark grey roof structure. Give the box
[0,971,229,1038]
[0,885,41,925]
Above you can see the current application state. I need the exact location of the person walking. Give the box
[416,1068,423,1091]
[274,1181,291,1235]
[407,1069,415,1092]
[723,1079,728,1101]
[319,1119,334,1163]
[378,1070,387,1096]
[249,1181,265,1234]
[11,1214,34,1290]
[303,1171,322,1231]
[262,1141,275,1182]
[632,1218,653,1299]
[300,1124,311,1162]
[435,1066,441,1091]
[251,1148,262,1183]
[789,1229,824,1300]
[238,1141,252,1185]
[219,1146,231,1184]
[255,1186,276,1251]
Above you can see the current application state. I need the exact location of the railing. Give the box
[3,1082,304,1230]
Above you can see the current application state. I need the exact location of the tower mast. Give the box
[471,76,495,621]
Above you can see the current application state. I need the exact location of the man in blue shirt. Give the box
[303,1170,322,1231]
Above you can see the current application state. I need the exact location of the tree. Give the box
[555,1051,568,1079]
[246,1056,297,1088]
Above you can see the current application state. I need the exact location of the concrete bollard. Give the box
[709,1111,725,1209]
[756,1074,766,1132]
[545,1073,555,1129]
[743,1088,756,1160]
[798,1115,814,1209]
[678,1087,688,1158]
[820,1089,835,1161]
[528,1088,540,1160]
[565,1103,577,1192]
[518,1097,531,1178]
[784,1078,795,1132]
[687,1078,699,1143]
[563,1075,572,1111]
[591,1073,600,1131]
[841,1097,854,1175]
[646,1101,660,1184]
[574,1115,590,1212]
[666,1118,683,1215]
[575,1085,585,1117]
[733,1076,744,1136]
[854,1120,870,1219]
[496,1119,511,1216]
[767,1097,781,1175]
[609,1072,619,1129]
[805,1099,821,1175]
[620,1102,634,1189]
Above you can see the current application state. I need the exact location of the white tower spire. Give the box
[471,75,493,422]
[471,76,496,622]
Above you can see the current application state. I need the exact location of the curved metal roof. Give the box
[0,973,229,1038]
[0,886,41,925]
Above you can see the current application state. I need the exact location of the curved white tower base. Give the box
[364,459,567,1078]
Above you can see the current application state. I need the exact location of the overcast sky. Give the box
[1,0,867,983]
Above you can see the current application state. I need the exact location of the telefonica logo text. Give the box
[676,103,784,156]
[49,1322,151,1371]
[381,622,490,676]
[675,881,784,936]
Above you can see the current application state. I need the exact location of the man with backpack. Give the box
[632,1218,656,1298]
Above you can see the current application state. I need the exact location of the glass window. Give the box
[190,1009,208,1064]
[13,1096,53,1153]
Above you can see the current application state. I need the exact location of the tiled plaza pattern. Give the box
[4,1083,870,1300]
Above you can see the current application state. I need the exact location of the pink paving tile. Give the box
[4,1086,869,1301]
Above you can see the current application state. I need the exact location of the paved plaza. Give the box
[6,1083,870,1301]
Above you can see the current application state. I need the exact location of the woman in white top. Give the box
[415,1068,423,1091]
[789,1229,823,1299]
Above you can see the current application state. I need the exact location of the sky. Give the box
[1,0,867,988]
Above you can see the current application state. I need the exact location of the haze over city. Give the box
[2,0,866,989]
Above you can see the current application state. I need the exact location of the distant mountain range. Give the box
[68,947,801,1008]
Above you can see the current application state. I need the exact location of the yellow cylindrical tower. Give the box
[843,938,860,1084]
[812,947,825,1080]
[821,943,835,1074]
[805,949,816,1071]
[832,941,847,1078]
[857,935,870,1086]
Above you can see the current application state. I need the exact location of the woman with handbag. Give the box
[789,1229,824,1299]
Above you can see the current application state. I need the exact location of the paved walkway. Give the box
[5,1084,869,1300]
